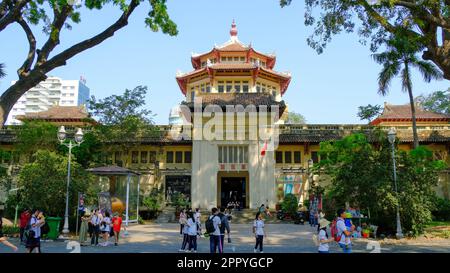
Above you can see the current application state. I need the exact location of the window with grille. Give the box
[218,146,248,164]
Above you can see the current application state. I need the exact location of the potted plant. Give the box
[362,229,371,238]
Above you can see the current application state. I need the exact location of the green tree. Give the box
[415,89,450,115]
[0,63,5,79]
[357,104,382,123]
[286,111,307,124]
[372,33,443,148]
[319,133,445,235]
[88,85,158,167]
[0,0,178,126]
[280,0,450,80]
[14,150,94,217]
[15,120,59,154]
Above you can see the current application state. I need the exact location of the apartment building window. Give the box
[149,151,157,163]
[294,151,301,164]
[218,81,224,93]
[175,151,183,163]
[141,151,148,164]
[240,57,245,62]
[284,151,292,163]
[184,151,192,163]
[256,82,261,93]
[166,151,174,163]
[275,151,283,163]
[131,151,139,164]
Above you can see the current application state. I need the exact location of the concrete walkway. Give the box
[1,223,450,253]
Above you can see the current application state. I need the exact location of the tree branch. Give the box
[394,1,450,29]
[36,3,73,65]
[40,0,140,72]
[17,16,36,78]
[0,0,29,32]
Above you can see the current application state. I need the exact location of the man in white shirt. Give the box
[336,208,353,253]
[208,207,222,253]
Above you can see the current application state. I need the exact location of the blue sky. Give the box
[0,0,448,124]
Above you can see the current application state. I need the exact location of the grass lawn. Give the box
[424,221,450,239]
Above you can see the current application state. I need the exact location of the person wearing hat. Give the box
[317,218,334,253]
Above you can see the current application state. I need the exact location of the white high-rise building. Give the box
[6,76,90,125]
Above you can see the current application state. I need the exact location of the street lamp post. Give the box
[57,126,84,237]
[387,127,403,239]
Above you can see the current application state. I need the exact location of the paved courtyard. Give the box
[1,223,450,253]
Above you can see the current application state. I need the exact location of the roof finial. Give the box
[230,19,238,40]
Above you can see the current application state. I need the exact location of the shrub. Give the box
[432,197,450,221]
[281,193,298,217]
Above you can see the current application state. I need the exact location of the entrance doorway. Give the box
[220,177,246,208]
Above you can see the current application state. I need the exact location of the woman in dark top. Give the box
[0,216,19,252]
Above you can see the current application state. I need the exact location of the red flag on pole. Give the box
[261,140,268,156]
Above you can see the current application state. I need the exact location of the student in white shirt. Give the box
[317,218,334,253]
[186,212,197,252]
[100,211,111,246]
[253,212,265,253]
[194,208,202,236]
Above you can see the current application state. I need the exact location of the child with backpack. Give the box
[206,207,222,253]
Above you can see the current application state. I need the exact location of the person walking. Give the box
[253,212,265,253]
[179,211,189,252]
[186,212,197,252]
[0,214,18,252]
[194,208,202,237]
[90,209,101,246]
[336,208,353,253]
[218,207,231,253]
[206,207,222,253]
[79,213,90,246]
[100,211,111,246]
[317,218,333,253]
[112,212,123,246]
[179,208,187,235]
[19,209,31,244]
[27,209,43,253]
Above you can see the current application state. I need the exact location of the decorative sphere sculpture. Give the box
[111,197,125,215]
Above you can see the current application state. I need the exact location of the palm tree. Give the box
[0,63,5,79]
[372,34,443,148]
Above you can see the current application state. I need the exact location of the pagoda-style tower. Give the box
[175,21,293,210]
[176,20,291,102]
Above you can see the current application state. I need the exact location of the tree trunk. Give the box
[406,79,419,149]
[0,71,47,126]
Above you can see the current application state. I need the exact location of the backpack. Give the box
[205,215,218,234]
[41,222,50,235]
[331,218,344,242]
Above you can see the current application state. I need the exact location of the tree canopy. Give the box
[357,104,382,123]
[415,89,450,114]
[318,133,445,235]
[0,0,178,125]
[280,0,450,80]
[286,111,307,124]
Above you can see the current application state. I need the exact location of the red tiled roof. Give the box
[217,43,249,51]
[17,106,91,121]
[379,104,449,119]
[371,103,450,125]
